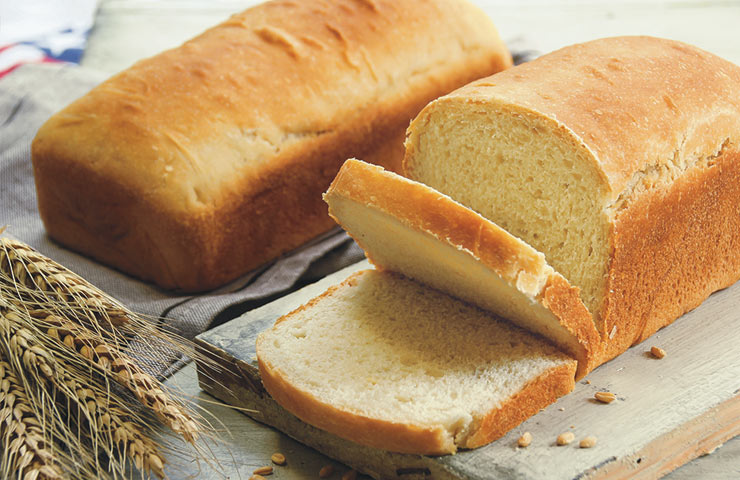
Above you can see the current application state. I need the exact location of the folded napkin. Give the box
[0,64,365,374]
[0,1,98,78]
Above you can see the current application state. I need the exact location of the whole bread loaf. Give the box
[405,36,740,362]
[257,268,576,455]
[324,159,601,378]
[31,0,511,292]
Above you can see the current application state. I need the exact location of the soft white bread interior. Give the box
[404,36,740,361]
[324,159,600,378]
[256,269,576,455]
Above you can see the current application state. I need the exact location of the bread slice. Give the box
[256,269,576,455]
[324,159,601,378]
[404,36,740,361]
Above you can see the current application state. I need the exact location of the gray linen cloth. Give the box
[0,63,365,369]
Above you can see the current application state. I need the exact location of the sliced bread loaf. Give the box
[324,159,601,378]
[404,36,740,361]
[256,269,576,455]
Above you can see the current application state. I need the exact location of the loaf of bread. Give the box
[324,159,601,378]
[405,36,740,362]
[257,269,576,455]
[31,0,512,292]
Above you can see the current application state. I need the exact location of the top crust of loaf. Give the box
[324,159,601,378]
[30,0,511,291]
[409,36,740,204]
[33,0,510,213]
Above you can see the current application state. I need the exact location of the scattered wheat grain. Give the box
[580,436,598,448]
[557,432,575,446]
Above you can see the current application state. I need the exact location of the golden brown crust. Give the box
[435,36,740,199]
[31,0,511,292]
[462,359,576,449]
[541,274,603,377]
[600,146,740,361]
[325,159,601,378]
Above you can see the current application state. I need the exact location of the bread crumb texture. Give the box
[258,270,572,452]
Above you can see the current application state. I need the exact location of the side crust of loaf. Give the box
[31,0,511,292]
[601,146,740,360]
[325,159,601,378]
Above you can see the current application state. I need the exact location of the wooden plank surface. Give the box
[193,261,740,480]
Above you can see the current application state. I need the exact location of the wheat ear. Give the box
[1,306,166,479]
[0,238,131,329]
[60,371,166,478]
[0,359,63,480]
[0,238,202,442]
[42,314,199,443]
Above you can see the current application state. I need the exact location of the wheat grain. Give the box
[556,432,575,446]
[594,391,616,404]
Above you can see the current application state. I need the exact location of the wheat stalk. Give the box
[0,359,63,480]
[0,237,129,327]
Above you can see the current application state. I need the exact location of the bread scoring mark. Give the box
[324,22,362,70]
[237,127,335,157]
[52,113,90,128]
[358,46,378,81]
[300,35,328,51]
[583,65,615,86]
[351,0,380,12]
[255,25,302,59]
[161,130,202,175]
[325,22,348,45]
[98,83,148,103]
[663,94,678,112]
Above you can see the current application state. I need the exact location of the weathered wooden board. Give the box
[195,260,740,479]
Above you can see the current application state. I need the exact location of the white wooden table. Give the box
[79,1,740,478]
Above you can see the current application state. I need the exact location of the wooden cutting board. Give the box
[195,260,740,480]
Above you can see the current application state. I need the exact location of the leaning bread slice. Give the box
[324,159,601,378]
[257,269,576,455]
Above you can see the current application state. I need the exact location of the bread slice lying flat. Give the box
[324,159,601,378]
[257,269,576,455]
